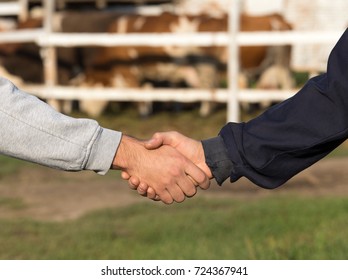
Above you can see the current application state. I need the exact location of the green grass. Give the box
[0,197,26,210]
[328,140,348,157]
[1,196,348,260]
[0,155,31,179]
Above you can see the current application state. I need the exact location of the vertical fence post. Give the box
[18,0,29,21]
[42,0,60,109]
[227,0,241,122]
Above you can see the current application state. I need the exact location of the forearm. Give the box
[0,77,121,174]
[204,28,348,188]
[112,134,143,170]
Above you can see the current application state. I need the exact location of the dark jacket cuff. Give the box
[201,136,233,185]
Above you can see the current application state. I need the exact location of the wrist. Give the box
[201,136,232,185]
[112,135,142,170]
[198,142,213,179]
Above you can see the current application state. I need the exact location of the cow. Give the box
[77,12,294,117]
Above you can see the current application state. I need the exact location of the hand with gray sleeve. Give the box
[0,77,209,204]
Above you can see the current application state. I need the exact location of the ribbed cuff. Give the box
[201,135,233,185]
[85,128,122,175]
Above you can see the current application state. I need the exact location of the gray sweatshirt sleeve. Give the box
[0,77,122,174]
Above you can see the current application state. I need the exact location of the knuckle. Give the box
[170,131,178,137]
[172,168,182,177]
[162,178,173,186]
[153,132,162,139]
[168,167,181,178]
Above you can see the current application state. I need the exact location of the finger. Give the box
[146,187,157,199]
[186,174,208,192]
[185,162,211,190]
[127,180,137,190]
[144,135,164,150]
[176,174,197,198]
[145,131,180,150]
[137,182,149,196]
[128,181,138,190]
[165,184,186,203]
[129,176,140,187]
[127,176,141,190]
[187,175,197,186]
[158,189,174,205]
[121,171,130,180]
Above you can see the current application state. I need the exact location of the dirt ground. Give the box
[1,157,348,222]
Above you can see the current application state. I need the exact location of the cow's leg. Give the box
[237,72,252,112]
[47,99,72,115]
[137,101,153,118]
[175,62,218,117]
[62,100,74,114]
[137,82,153,118]
[50,94,75,114]
[194,63,218,117]
[256,64,295,109]
[257,65,294,90]
[47,99,63,112]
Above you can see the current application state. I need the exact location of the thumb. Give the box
[144,133,164,150]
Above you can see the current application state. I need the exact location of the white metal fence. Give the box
[0,0,344,121]
[0,0,28,20]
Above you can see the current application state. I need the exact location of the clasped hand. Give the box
[114,132,212,204]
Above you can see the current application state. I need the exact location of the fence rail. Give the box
[1,29,342,47]
[0,2,22,16]
[0,0,28,20]
[22,85,297,102]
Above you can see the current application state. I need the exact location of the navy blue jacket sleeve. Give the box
[205,28,348,189]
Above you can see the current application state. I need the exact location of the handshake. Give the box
[112,131,213,204]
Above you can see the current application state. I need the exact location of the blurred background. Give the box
[1,0,348,260]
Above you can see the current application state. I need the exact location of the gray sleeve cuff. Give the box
[85,128,122,175]
[202,135,233,185]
